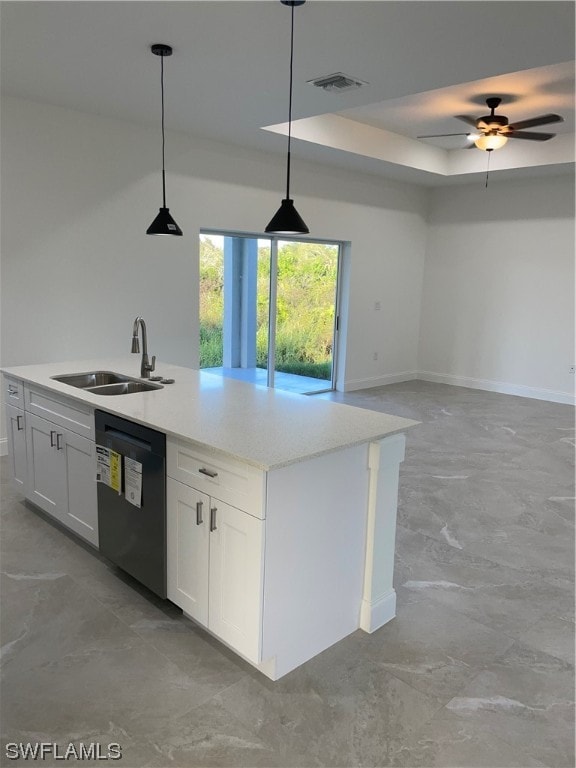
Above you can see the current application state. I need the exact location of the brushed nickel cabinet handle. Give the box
[56,433,63,451]
[199,467,218,479]
[50,430,56,447]
[8,386,18,396]
[196,501,203,525]
[16,414,24,431]
[210,507,217,532]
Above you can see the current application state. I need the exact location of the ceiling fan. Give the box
[418,97,564,151]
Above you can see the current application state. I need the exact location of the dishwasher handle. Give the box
[95,411,166,457]
[99,428,152,453]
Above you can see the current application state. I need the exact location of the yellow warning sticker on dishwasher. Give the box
[109,451,121,493]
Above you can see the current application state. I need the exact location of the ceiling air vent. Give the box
[308,72,368,93]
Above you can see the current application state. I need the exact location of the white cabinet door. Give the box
[5,403,27,492]
[167,480,264,662]
[208,499,264,663]
[25,412,66,522]
[24,413,98,546]
[62,429,98,547]
[167,478,210,625]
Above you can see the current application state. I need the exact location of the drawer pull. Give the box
[56,433,63,451]
[8,386,18,396]
[210,506,217,532]
[196,501,204,526]
[199,467,218,479]
[50,430,57,447]
[16,414,24,431]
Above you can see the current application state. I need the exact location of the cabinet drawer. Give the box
[4,376,24,406]
[25,385,94,440]
[167,438,265,519]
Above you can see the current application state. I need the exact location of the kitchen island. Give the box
[3,358,418,680]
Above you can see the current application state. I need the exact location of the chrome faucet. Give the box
[131,316,156,379]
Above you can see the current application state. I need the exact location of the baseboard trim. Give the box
[0,438,7,457]
[344,371,417,393]
[359,589,396,633]
[418,371,575,406]
[342,369,574,405]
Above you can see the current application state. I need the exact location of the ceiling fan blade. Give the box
[454,114,478,127]
[508,114,563,130]
[507,130,556,141]
[417,132,471,138]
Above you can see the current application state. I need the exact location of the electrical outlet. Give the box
[569,365,575,374]
[373,352,378,361]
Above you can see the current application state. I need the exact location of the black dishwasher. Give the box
[95,411,166,598]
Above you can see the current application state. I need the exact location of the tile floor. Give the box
[1,381,574,767]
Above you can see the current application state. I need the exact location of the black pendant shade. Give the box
[147,43,182,237]
[265,198,309,235]
[147,207,183,236]
[266,0,309,235]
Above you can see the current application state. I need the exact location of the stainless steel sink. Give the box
[51,370,163,395]
[86,381,162,395]
[52,371,132,388]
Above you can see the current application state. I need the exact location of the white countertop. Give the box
[3,358,418,470]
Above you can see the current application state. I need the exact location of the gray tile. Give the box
[395,525,573,640]
[2,380,573,768]
[349,599,515,702]
[128,615,249,692]
[521,610,575,665]
[0,483,25,514]
[215,643,443,767]
[1,574,247,751]
[439,643,575,768]
[389,716,547,767]
[0,500,107,583]
[134,699,289,768]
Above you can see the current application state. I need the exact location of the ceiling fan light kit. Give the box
[265,0,309,235]
[147,43,183,237]
[474,133,508,151]
[418,96,563,152]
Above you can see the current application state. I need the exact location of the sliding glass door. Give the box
[199,232,340,395]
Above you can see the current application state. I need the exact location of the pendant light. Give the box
[265,0,309,235]
[147,43,183,236]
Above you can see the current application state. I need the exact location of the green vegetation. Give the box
[199,237,337,379]
[199,237,225,368]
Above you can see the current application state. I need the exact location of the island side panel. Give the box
[360,433,406,632]
[261,443,370,679]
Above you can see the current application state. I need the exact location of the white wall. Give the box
[0,96,428,397]
[420,175,575,403]
[2,96,572,455]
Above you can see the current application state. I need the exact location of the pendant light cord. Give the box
[161,53,167,208]
[285,2,295,200]
[485,148,492,189]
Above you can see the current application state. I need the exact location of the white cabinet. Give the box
[61,427,99,545]
[5,403,27,492]
[3,376,99,549]
[4,376,24,407]
[4,376,27,493]
[167,480,210,625]
[26,411,65,519]
[208,497,263,660]
[167,458,264,663]
[25,411,98,547]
